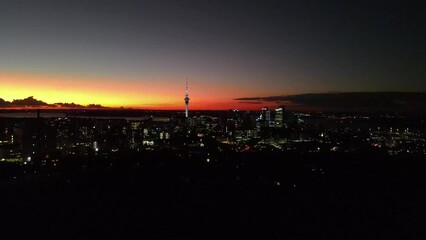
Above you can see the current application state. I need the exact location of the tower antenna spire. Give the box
[184,79,190,118]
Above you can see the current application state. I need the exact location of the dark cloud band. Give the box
[235,92,426,113]
[0,96,105,109]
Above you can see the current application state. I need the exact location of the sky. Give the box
[0,0,425,110]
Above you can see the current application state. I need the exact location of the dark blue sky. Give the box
[0,0,425,108]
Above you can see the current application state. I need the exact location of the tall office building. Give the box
[261,107,270,127]
[275,106,285,128]
[184,81,190,118]
[21,119,57,168]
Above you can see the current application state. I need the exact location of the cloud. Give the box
[235,92,426,112]
[12,96,50,107]
[54,102,85,108]
[86,104,106,109]
[0,98,9,108]
[238,101,263,105]
[0,97,107,109]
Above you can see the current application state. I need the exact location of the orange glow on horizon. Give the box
[0,71,290,110]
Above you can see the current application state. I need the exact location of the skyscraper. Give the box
[261,107,270,127]
[275,106,285,128]
[184,81,190,118]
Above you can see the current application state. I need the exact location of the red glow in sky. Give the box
[0,71,284,110]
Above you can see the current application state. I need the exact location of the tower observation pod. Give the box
[184,81,189,118]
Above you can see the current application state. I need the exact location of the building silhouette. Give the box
[275,106,285,128]
[184,81,190,118]
[261,107,270,127]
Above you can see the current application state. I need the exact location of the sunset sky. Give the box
[0,0,424,110]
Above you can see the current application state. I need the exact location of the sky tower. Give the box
[184,80,189,118]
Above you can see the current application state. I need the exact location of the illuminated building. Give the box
[130,121,141,148]
[261,107,270,127]
[21,120,57,167]
[275,106,285,128]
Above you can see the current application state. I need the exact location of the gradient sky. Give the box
[0,0,425,109]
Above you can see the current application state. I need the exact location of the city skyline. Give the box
[1,1,425,237]
[1,0,424,110]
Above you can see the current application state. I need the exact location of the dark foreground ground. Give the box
[1,151,425,239]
